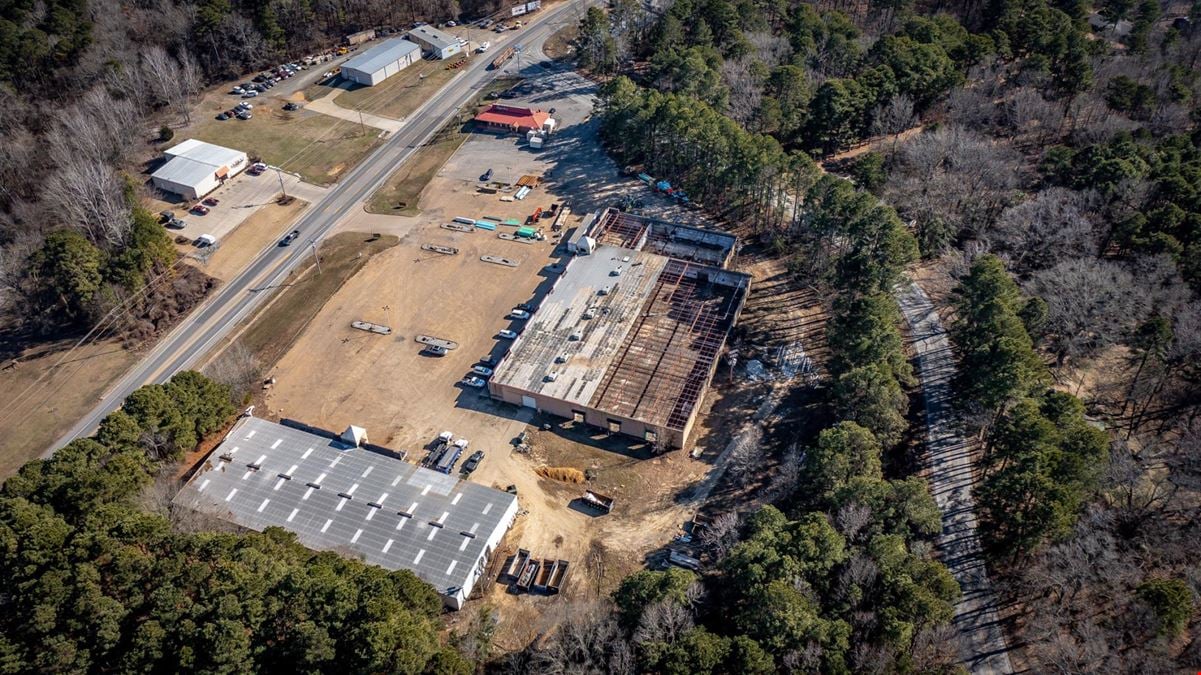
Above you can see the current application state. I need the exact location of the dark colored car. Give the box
[283,102,299,111]
[461,450,484,474]
[279,229,300,246]
[202,197,220,207]
[480,168,493,181]
[216,112,230,120]
[191,204,210,215]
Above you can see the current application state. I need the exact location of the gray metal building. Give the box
[341,37,422,86]
[406,25,463,60]
[173,416,519,609]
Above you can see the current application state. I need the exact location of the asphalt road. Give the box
[897,279,1015,674]
[47,2,586,454]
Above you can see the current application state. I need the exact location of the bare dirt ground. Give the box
[0,340,137,477]
[186,198,310,281]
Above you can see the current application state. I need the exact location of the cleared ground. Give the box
[236,62,748,623]
[0,340,137,477]
[189,198,310,281]
[181,92,382,185]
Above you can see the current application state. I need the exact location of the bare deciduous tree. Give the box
[43,159,132,247]
[204,342,263,404]
[986,187,1100,272]
[698,511,739,559]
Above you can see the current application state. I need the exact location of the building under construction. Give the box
[489,209,750,448]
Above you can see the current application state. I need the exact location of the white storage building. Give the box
[151,139,248,201]
[341,37,422,86]
[406,25,462,60]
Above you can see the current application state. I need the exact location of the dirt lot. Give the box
[180,90,382,185]
[242,61,767,634]
[188,198,310,281]
[0,340,137,477]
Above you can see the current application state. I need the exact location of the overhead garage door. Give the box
[521,395,537,409]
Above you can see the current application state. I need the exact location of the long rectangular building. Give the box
[489,209,750,448]
[173,416,518,609]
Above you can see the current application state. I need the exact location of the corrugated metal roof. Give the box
[342,37,421,75]
[407,25,459,50]
[173,417,518,600]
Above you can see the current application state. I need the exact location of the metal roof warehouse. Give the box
[340,37,422,86]
[173,416,519,609]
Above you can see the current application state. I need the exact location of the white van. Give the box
[477,41,490,53]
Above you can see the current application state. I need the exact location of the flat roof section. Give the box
[591,209,737,267]
[492,244,668,405]
[342,37,421,75]
[173,417,518,598]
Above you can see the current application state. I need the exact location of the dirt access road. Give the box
[898,279,1014,674]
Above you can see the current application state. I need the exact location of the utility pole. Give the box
[309,238,323,274]
[274,167,289,200]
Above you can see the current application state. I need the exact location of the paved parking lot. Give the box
[168,169,327,244]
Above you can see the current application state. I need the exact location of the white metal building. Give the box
[341,37,422,86]
[406,25,462,60]
[173,416,520,609]
[151,139,248,200]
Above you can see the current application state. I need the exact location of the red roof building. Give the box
[474,104,551,132]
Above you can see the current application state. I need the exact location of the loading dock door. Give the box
[572,411,585,423]
[521,395,537,409]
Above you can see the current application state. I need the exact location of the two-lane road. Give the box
[47,2,586,454]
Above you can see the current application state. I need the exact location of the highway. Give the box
[47,3,584,454]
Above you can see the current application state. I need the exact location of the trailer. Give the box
[667,550,702,572]
[516,559,539,591]
[581,490,614,514]
[351,320,392,335]
[533,559,555,591]
[490,46,515,69]
[434,444,462,474]
[503,548,530,580]
[547,560,569,594]
[452,216,476,225]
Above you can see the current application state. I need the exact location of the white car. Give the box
[447,20,456,26]
[477,41,490,53]
[461,376,486,388]
[509,309,530,319]
[472,365,494,377]
[232,86,245,94]
[242,90,259,98]
[498,329,519,339]
[237,101,253,109]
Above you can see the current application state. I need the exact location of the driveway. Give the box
[170,169,327,243]
[897,279,1015,675]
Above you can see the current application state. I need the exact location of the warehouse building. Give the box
[173,416,519,610]
[151,139,247,200]
[340,37,422,86]
[406,25,462,59]
[488,209,750,449]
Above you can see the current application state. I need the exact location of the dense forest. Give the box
[0,371,469,672]
[557,0,1201,671]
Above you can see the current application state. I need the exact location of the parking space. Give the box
[164,169,326,244]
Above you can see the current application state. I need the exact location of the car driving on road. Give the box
[279,230,300,246]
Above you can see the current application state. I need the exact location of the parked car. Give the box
[279,229,301,246]
[242,90,258,98]
[231,86,244,94]
[216,112,230,120]
[461,376,486,388]
[480,168,493,181]
[509,309,530,319]
[516,301,537,312]
[191,204,210,215]
[166,217,186,229]
[283,102,300,111]
[472,365,494,377]
[446,20,456,26]
[461,450,484,474]
[237,101,253,109]
[498,329,519,339]
[202,197,220,207]
[248,162,268,175]
[236,111,252,120]
[477,41,490,53]
[253,74,267,82]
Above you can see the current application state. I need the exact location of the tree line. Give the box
[0,371,469,673]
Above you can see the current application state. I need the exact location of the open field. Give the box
[0,340,137,477]
[181,93,382,185]
[542,23,578,59]
[231,232,400,372]
[189,198,310,281]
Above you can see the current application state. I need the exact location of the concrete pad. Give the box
[170,169,326,244]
